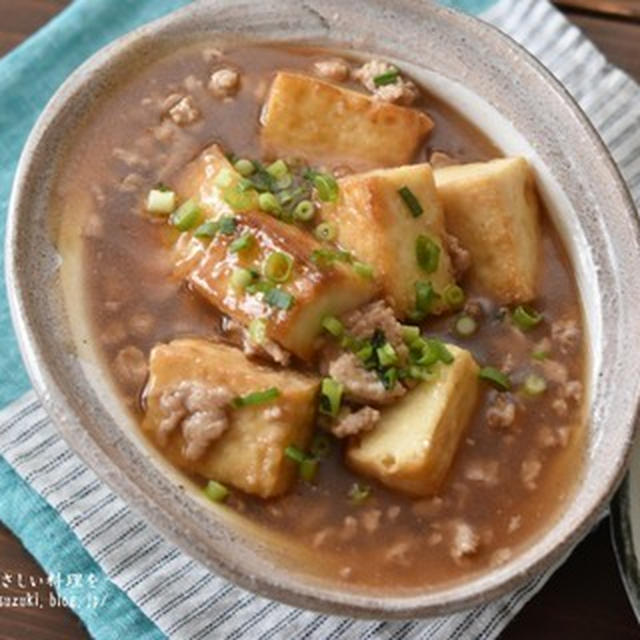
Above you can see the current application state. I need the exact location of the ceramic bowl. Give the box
[6,0,640,618]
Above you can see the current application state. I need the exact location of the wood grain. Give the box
[0,2,639,639]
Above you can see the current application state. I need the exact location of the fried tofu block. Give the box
[143,339,319,498]
[261,72,433,171]
[320,164,456,317]
[434,157,541,303]
[347,345,479,497]
[183,211,378,360]
[172,143,241,220]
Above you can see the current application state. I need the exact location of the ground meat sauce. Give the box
[53,44,586,590]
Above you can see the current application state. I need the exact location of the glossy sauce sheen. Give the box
[53,44,586,589]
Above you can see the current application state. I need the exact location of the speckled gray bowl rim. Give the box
[6,0,640,619]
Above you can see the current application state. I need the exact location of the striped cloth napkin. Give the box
[1,1,639,638]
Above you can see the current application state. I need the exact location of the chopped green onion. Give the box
[266,159,289,180]
[194,220,219,238]
[376,343,398,367]
[319,377,343,417]
[234,158,255,176]
[373,70,399,86]
[311,247,351,266]
[232,387,280,408]
[478,366,511,391]
[454,314,477,337]
[532,349,549,361]
[322,316,344,337]
[348,483,371,505]
[407,365,437,381]
[416,235,440,273]
[522,373,547,396]
[310,433,331,459]
[248,318,267,345]
[443,284,465,309]
[381,366,398,390]
[263,251,293,283]
[230,267,254,291]
[356,343,374,363]
[229,233,254,253]
[353,261,374,279]
[415,281,439,314]
[512,305,543,331]
[312,173,339,202]
[299,458,319,483]
[146,188,176,214]
[217,216,237,235]
[293,199,316,221]
[402,325,421,345]
[285,444,306,464]
[204,480,229,503]
[275,174,293,190]
[246,280,274,295]
[314,222,337,242]
[264,287,295,310]
[223,185,256,211]
[214,168,234,188]
[398,186,423,217]
[258,191,282,215]
[171,199,202,231]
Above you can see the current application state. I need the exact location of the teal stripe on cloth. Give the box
[439,0,498,12]
[0,456,165,639]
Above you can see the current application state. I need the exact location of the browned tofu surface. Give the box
[183,211,378,360]
[261,72,433,171]
[143,339,319,497]
[434,157,541,303]
[320,163,456,317]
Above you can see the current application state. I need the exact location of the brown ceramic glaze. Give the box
[6,0,640,618]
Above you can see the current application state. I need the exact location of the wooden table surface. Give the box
[0,1,639,638]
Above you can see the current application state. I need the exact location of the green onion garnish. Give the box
[454,314,477,337]
[531,349,549,361]
[263,251,294,283]
[381,366,398,390]
[319,377,343,417]
[284,444,306,464]
[299,458,319,483]
[146,188,176,214]
[310,434,331,459]
[443,284,465,309]
[398,186,423,217]
[373,70,399,86]
[248,318,267,345]
[232,387,280,408]
[478,366,511,391]
[194,220,219,239]
[407,365,436,382]
[214,168,234,188]
[229,233,254,253]
[293,200,315,221]
[314,221,337,242]
[376,343,398,367]
[230,267,254,291]
[322,316,344,337]
[171,199,202,231]
[348,483,371,505]
[264,288,295,310]
[223,185,256,212]
[203,480,229,503]
[310,248,352,266]
[218,216,237,235]
[258,192,282,215]
[266,159,289,180]
[353,261,374,279]
[416,235,440,273]
[512,305,543,331]
[312,173,339,202]
[356,343,374,363]
[522,373,547,396]
[402,325,421,345]
[234,158,255,177]
[415,281,440,314]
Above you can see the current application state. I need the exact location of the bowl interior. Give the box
[7,0,640,618]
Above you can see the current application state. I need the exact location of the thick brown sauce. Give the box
[53,44,586,590]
